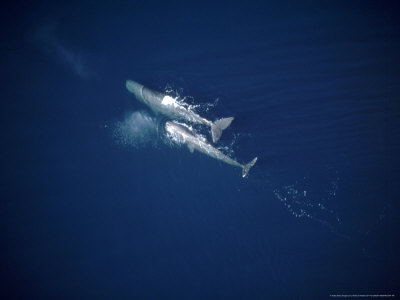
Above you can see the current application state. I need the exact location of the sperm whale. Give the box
[165,121,257,178]
[126,80,233,143]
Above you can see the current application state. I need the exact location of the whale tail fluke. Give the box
[242,157,258,178]
[211,117,234,143]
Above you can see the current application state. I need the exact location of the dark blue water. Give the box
[1,1,399,299]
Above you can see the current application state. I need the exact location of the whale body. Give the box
[126,80,233,143]
[165,121,257,178]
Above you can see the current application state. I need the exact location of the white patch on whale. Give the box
[161,95,179,107]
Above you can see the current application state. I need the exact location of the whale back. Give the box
[142,86,164,104]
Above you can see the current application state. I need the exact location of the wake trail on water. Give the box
[272,175,348,238]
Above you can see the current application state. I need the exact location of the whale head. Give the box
[126,80,145,102]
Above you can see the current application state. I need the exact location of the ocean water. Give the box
[1,1,399,299]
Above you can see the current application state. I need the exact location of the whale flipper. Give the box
[211,117,234,143]
[242,157,257,178]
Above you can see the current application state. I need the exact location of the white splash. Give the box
[113,111,158,148]
[163,85,218,114]
[161,95,179,107]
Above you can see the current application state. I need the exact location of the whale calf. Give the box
[126,80,233,143]
[165,121,257,178]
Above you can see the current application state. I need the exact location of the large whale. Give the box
[165,121,257,178]
[126,80,233,143]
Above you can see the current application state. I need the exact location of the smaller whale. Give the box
[126,80,233,143]
[165,121,257,178]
